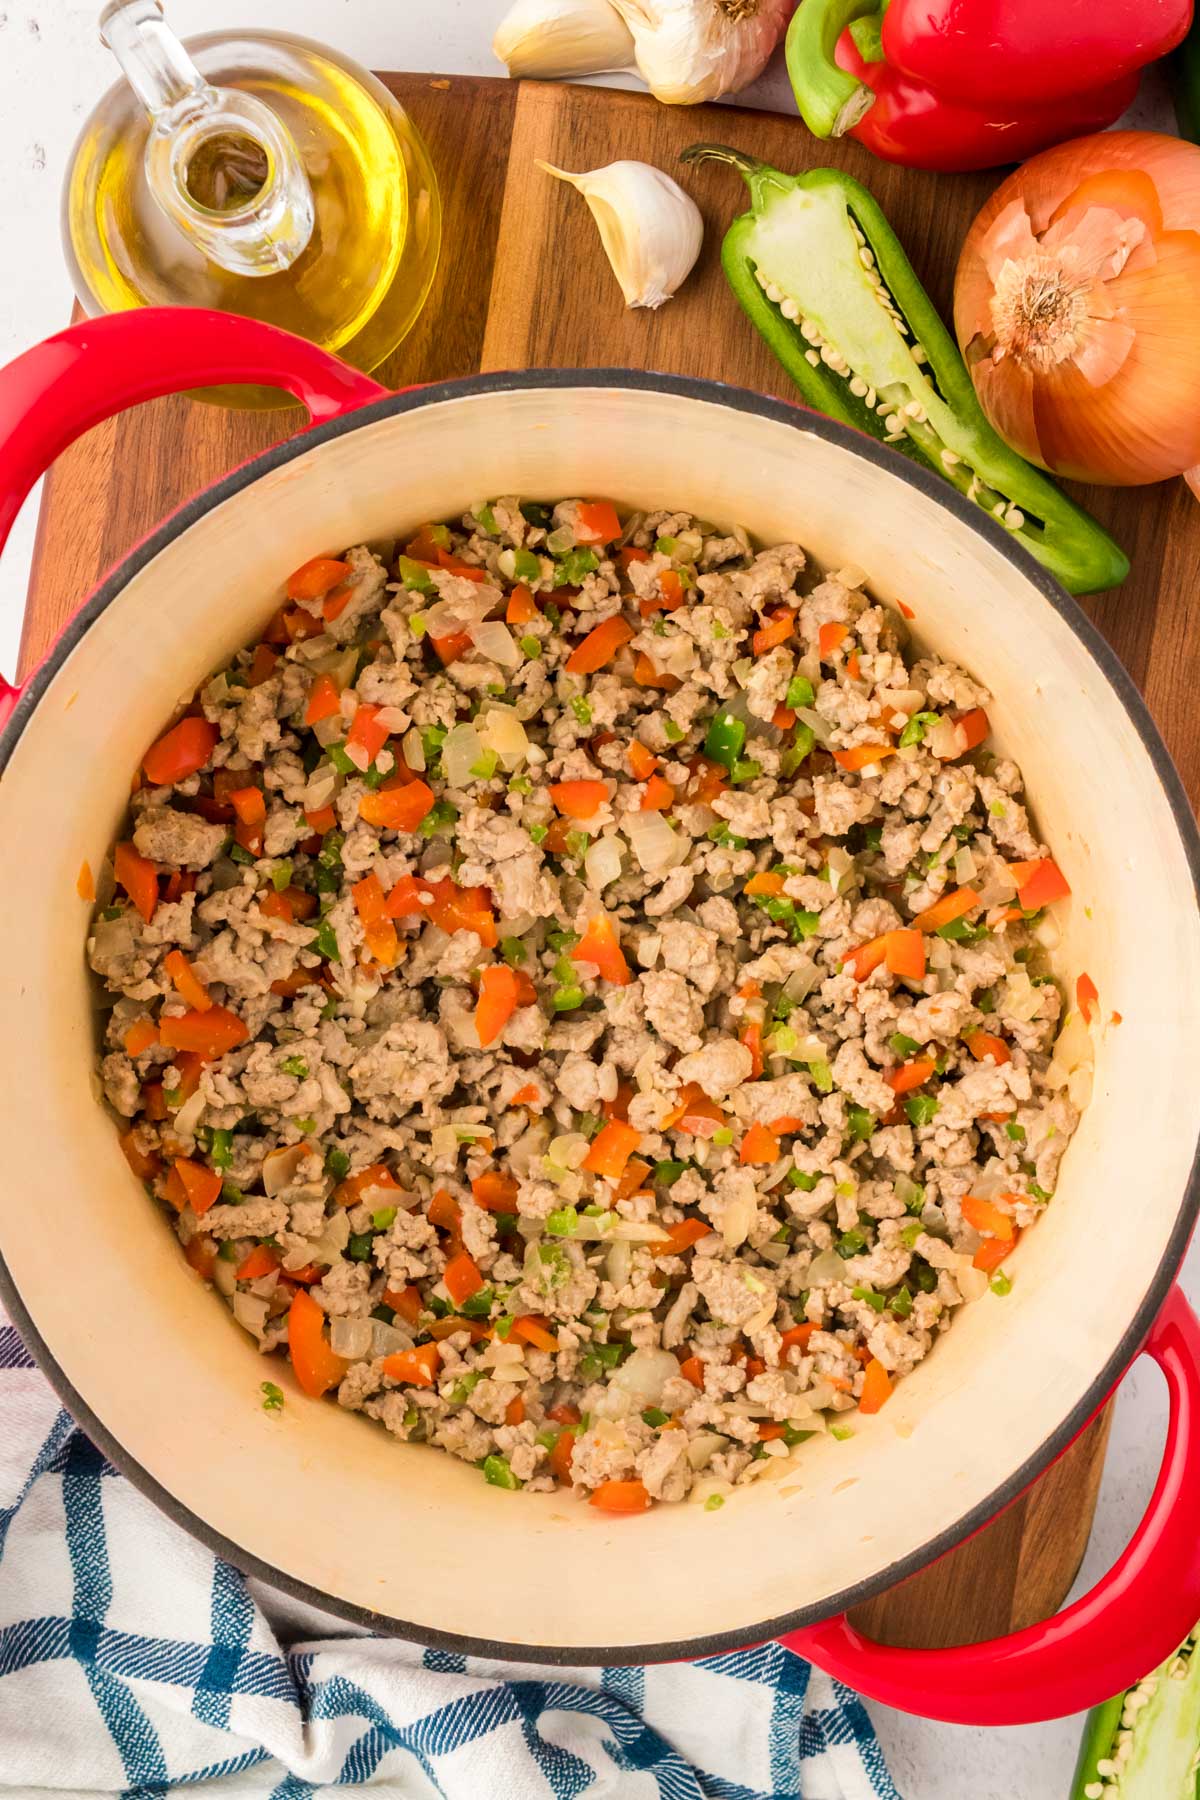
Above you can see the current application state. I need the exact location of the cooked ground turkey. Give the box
[89,499,1087,1510]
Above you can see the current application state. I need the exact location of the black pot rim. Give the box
[3,366,1198,1667]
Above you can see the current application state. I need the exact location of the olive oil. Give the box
[63,12,441,405]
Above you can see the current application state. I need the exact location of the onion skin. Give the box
[954,132,1200,487]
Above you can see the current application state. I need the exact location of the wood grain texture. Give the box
[22,71,1185,1652]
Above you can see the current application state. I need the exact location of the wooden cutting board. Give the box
[31,69,1192,1652]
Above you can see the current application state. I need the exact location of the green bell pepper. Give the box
[1070,1632,1200,1798]
[679,144,1128,597]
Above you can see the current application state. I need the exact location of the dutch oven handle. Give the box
[781,1283,1200,1724]
[0,306,388,725]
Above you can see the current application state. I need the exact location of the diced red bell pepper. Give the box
[571,912,631,986]
[475,964,521,1047]
[443,1250,485,1307]
[164,949,212,1013]
[359,779,435,833]
[381,1341,441,1387]
[549,780,609,820]
[655,1218,712,1257]
[575,500,622,546]
[300,669,338,723]
[347,702,389,765]
[159,1006,248,1058]
[590,1479,652,1513]
[471,1169,519,1212]
[582,1120,642,1180]
[858,1356,892,1414]
[565,616,634,675]
[142,717,219,788]
[113,841,159,924]
[286,556,350,600]
[1007,859,1071,911]
[172,1156,222,1215]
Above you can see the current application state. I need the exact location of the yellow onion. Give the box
[954,132,1200,492]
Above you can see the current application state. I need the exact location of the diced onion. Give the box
[469,620,521,668]
[509,1119,550,1178]
[827,845,855,894]
[402,728,426,772]
[806,1248,844,1286]
[1000,969,1042,1023]
[213,1256,238,1298]
[1034,914,1061,950]
[722,1189,757,1250]
[294,632,335,661]
[371,1319,415,1358]
[289,1213,350,1270]
[607,1347,680,1411]
[927,936,954,972]
[954,1256,990,1302]
[479,705,530,769]
[687,1436,726,1473]
[232,1292,269,1338]
[606,1236,632,1290]
[480,1340,530,1378]
[977,863,1018,907]
[806,1379,837,1411]
[431,1124,461,1160]
[1046,1009,1093,1088]
[443,722,484,787]
[262,1143,320,1196]
[549,1133,589,1170]
[894,1173,923,1210]
[780,959,819,1004]
[174,1087,207,1139]
[375,706,409,733]
[881,687,924,717]
[584,834,624,890]
[651,633,697,679]
[303,765,338,808]
[331,1317,373,1360]
[743,1299,777,1337]
[927,717,964,760]
[625,808,684,873]
[308,646,359,690]
[954,845,978,885]
[796,705,832,745]
[426,589,493,637]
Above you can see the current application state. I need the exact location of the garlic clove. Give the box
[538,159,703,309]
[610,0,793,105]
[493,0,635,80]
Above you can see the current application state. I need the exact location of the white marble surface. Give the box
[0,6,1195,1796]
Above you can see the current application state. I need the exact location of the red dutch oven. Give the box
[1,310,1199,1725]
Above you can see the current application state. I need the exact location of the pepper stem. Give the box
[680,144,768,180]
[785,0,879,139]
[680,144,794,211]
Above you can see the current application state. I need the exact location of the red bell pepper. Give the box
[785,0,1185,171]
[883,0,1192,109]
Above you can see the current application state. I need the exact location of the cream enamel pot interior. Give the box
[2,311,1200,1727]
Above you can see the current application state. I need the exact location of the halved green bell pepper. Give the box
[1070,1632,1200,1797]
[680,144,1128,597]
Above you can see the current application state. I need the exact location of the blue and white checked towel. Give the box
[0,1307,900,1799]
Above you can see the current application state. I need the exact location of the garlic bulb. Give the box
[609,0,792,104]
[538,159,703,309]
[493,0,635,79]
